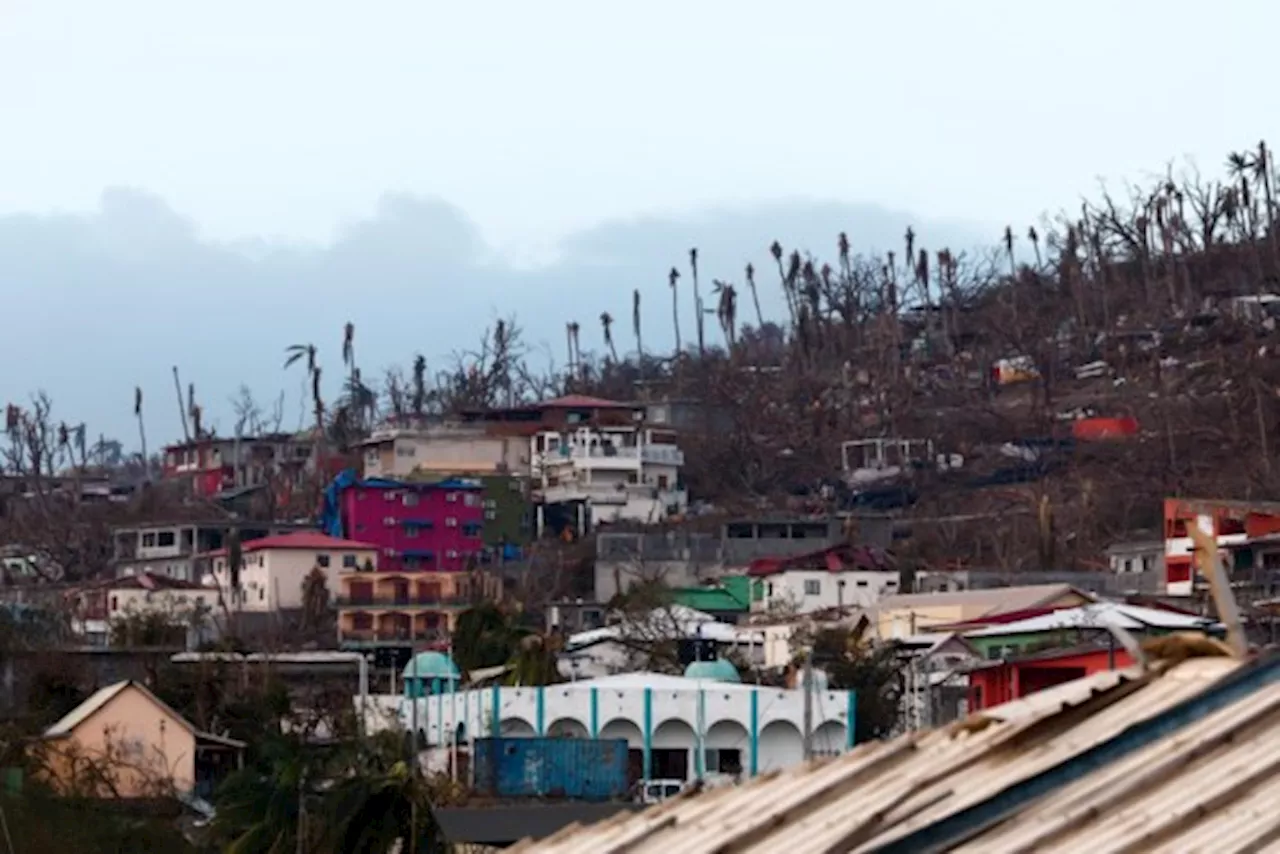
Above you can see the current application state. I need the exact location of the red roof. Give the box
[747,543,894,577]
[99,572,212,591]
[204,531,379,557]
[536,394,633,409]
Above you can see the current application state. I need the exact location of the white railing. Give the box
[537,445,684,468]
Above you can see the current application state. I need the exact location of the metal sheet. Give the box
[511,656,1261,853]
[474,737,630,802]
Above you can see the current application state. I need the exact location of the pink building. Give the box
[340,478,485,573]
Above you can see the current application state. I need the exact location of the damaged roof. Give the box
[514,649,1280,853]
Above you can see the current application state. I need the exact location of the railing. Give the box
[339,627,451,643]
[538,445,685,467]
[335,595,470,608]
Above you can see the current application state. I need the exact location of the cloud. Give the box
[0,189,986,446]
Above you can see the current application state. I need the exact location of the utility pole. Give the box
[801,646,814,761]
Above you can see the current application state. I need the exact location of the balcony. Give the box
[537,444,685,470]
[335,595,470,609]
[339,627,451,646]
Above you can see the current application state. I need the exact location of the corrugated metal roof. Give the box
[43,681,132,737]
[43,679,246,748]
[514,653,1279,853]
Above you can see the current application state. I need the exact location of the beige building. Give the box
[205,531,379,612]
[359,423,530,478]
[871,584,1094,640]
[39,680,243,798]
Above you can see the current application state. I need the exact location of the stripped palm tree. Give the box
[632,289,645,392]
[744,263,764,328]
[285,343,318,430]
[713,280,738,347]
[770,241,796,330]
[600,311,618,363]
[1028,226,1042,269]
[689,247,705,358]
[133,387,147,475]
[411,355,428,417]
[1003,226,1017,276]
[668,267,682,356]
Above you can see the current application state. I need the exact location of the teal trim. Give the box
[436,689,443,746]
[695,688,706,779]
[535,686,546,736]
[590,687,599,738]
[490,684,500,738]
[846,691,857,750]
[643,688,653,779]
[749,689,759,776]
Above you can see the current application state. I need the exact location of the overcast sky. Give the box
[2,0,1277,446]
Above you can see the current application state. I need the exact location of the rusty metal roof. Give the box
[513,652,1280,853]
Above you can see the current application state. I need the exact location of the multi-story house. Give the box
[111,519,314,583]
[531,424,686,533]
[747,543,899,615]
[69,573,219,646]
[203,531,378,612]
[161,431,324,500]
[1162,497,1280,595]
[358,421,530,479]
[335,477,486,573]
[321,476,498,656]
[336,563,501,650]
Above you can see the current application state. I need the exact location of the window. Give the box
[704,748,742,775]
[464,493,481,507]
[384,490,398,502]
[142,533,157,548]
[395,444,416,458]
[485,510,497,521]
[342,554,357,568]
[316,554,331,568]
[259,589,265,601]
[406,527,419,539]
[110,596,118,612]
[446,549,459,559]
[804,579,821,596]
[446,492,459,503]
[445,517,458,528]
[157,531,175,547]
[403,492,419,507]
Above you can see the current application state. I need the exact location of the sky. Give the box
[1,0,1277,447]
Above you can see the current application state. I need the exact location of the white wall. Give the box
[756,570,899,614]
[362,675,855,782]
[209,547,373,612]
[107,587,217,620]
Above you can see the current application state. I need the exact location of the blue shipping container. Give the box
[473,737,629,801]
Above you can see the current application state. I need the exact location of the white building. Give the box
[204,531,378,612]
[70,573,219,646]
[532,425,687,531]
[750,566,900,615]
[558,605,766,680]
[366,669,857,782]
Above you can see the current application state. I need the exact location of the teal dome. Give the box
[684,658,741,683]
[402,651,460,681]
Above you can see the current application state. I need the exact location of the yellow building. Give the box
[337,567,502,648]
[38,680,243,799]
[872,584,1093,640]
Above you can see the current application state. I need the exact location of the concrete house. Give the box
[39,680,243,799]
[204,531,379,612]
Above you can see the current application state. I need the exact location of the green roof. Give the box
[402,651,461,680]
[671,576,751,613]
[684,658,741,683]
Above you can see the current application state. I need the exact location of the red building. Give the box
[339,477,485,574]
[1162,498,1280,595]
[162,433,331,500]
[968,644,1135,711]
